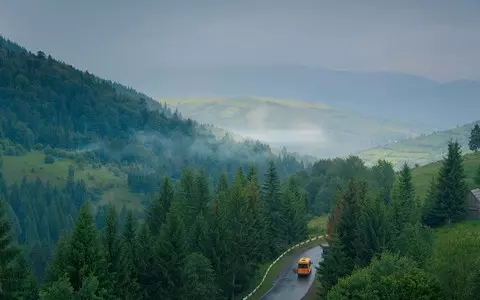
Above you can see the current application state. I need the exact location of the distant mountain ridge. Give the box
[161,97,433,158]
[136,65,480,129]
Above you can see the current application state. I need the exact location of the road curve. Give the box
[260,244,325,300]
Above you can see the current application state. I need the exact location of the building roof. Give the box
[472,189,480,202]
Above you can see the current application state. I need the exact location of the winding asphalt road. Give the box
[260,243,326,300]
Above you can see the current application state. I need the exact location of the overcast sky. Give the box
[1,0,479,84]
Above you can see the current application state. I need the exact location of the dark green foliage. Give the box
[46,204,109,296]
[421,177,438,227]
[327,253,444,300]
[122,210,141,298]
[388,163,417,237]
[354,195,388,268]
[153,210,188,299]
[475,164,480,186]
[103,205,130,299]
[317,235,353,298]
[427,227,480,299]
[135,223,156,299]
[39,275,74,300]
[0,168,85,279]
[469,124,480,152]
[337,179,366,262]
[370,159,395,204]
[281,177,309,245]
[424,141,468,226]
[391,222,433,268]
[294,156,377,216]
[147,176,174,236]
[262,161,284,255]
[317,180,367,297]
[181,253,218,300]
[0,199,28,299]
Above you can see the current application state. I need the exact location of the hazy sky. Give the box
[1,0,479,83]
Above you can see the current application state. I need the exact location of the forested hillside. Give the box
[0,35,311,296]
[318,141,480,299]
[1,162,310,299]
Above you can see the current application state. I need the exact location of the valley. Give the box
[161,97,431,158]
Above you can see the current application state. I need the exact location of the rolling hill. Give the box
[135,65,480,129]
[357,121,479,168]
[411,152,480,200]
[159,97,433,158]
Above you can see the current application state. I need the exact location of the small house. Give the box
[468,189,480,219]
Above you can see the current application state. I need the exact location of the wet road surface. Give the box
[261,245,325,300]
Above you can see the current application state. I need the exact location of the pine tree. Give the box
[47,204,109,296]
[39,275,74,300]
[428,141,468,226]
[280,177,308,245]
[216,171,229,194]
[147,175,174,236]
[355,195,388,268]
[245,171,269,263]
[0,198,26,300]
[135,223,156,299]
[122,210,140,298]
[421,177,439,227]
[153,210,188,299]
[11,254,40,300]
[223,175,259,299]
[180,253,218,300]
[103,205,129,299]
[188,214,209,255]
[388,163,417,237]
[326,191,343,244]
[194,168,211,217]
[317,234,352,299]
[371,159,395,204]
[177,169,197,230]
[262,160,283,255]
[469,124,480,152]
[336,179,365,262]
[204,181,229,296]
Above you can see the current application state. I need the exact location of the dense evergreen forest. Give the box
[318,140,480,299]
[0,34,312,290]
[1,35,480,300]
[0,36,306,188]
[0,161,310,299]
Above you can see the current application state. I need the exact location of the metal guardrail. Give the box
[242,234,327,300]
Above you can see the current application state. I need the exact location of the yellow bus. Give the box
[296,257,313,277]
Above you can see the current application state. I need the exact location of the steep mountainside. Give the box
[0,36,305,192]
[161,97,432,158]
[357,121,479,168]
[0,36,310,281]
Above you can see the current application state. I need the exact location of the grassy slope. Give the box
[411,152,480,200]
[434,219,480,240]
[160,97,430,158]
[1,152,142,211]
[358,121,478,167]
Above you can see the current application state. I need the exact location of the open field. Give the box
[1,151,142,211]
[358,121,478,168]
[411,152,480,200]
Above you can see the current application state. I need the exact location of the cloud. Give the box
[1,0,480,84]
